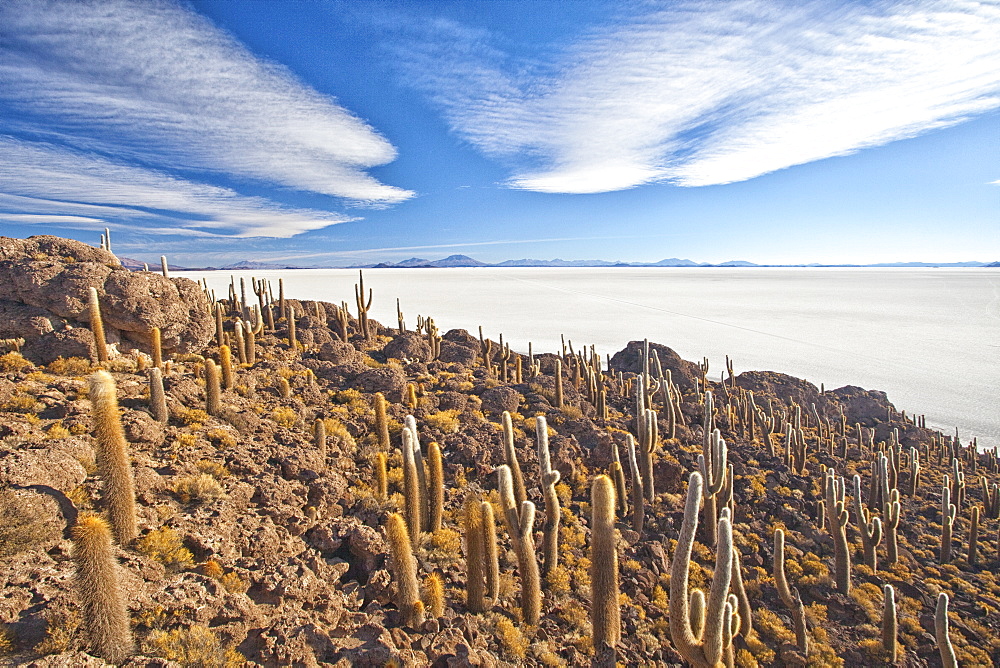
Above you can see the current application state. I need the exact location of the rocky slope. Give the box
[0,236,998,667]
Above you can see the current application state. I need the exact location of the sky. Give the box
[0,0,997,266]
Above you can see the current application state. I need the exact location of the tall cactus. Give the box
[72,514,133,664]
[935,592,958,668]
[536,415,561,576]
[610,437,628,516]
[940,481,956,564]
[386,513,424,628]
[497,465,541,624]
[354,270,373,339]
[851,474,883,571]
[401,427,422,546]
[669,471,736,668]
[502,411,527,508]
[884,488,901,566]
[89,371,137,544]
[148,367,168,424]
[825,469,851,594]
[462,494,486,613]
[428,442,444,533]
[883,584,898,664]
[481,500,500,604]
[699,423,728,548]
[591,475,620,650]
[88,287,109,363]
[626,434,644,532]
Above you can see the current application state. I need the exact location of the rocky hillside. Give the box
[0,236,997,666]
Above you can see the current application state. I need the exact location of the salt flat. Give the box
[184,267,1000,448]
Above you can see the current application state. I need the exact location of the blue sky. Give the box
[0,0,997,266]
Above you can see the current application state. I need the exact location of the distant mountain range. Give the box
[122,254,998,271]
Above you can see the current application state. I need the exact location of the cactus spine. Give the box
[536,415,561,576]
[386,513,424,628]
[88,287,109,363]
[428,442,444,533]
[89,371,137,544]
[502,411,527,508]
[591,475,620,650]
[824,469,851,594]
[883,584,897,664]
[72,514,133,664]
[148,367,168,424]
[497,464,541,625]
[935,592,958,668]
[669,471,736,668]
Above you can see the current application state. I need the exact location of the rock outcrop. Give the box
[0,236,212,363]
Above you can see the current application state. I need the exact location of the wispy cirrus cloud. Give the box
[0,0,412,238]
[0,136,354,238]
[398,0,1000,193]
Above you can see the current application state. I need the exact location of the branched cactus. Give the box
[699,423,728,548]
[355,270,373,339]
[851,474,883,571]
[824,469,851,594]
[497,464,541,624]
[884,488,901,566]
[386,513,424,628]
[669,471,736,668]
[89,371,138,544]
[72,514,133,664]
[536,415,561,576]
[591,475,620,651]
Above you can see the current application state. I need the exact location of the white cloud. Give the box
[402,0,1000,193]
[0,136,354,238]
[0,0,412,204]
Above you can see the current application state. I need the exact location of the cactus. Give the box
[423,572,445,618]
[405,415,429,528]
[502,411,527,509]
[88,287,109,363]
[625,434,644,532]
[88,371,138,544]
[287,305,297,350]
[401,427,423,546]
[148,367,168,424]
[536,415,561,576]
[497,464,541,625]
[880,584,898,664]
[610,438,628,516]
[375,451,388,502]
[591,475,620,650]
[884,489,901,565]
[428,442,444,534]
[481,500,499,604]
[968,504,980,566]
[699,424,728,548]
[233,321,247,365]
[314,419,327,471]
[245,321,256,365]
[463,494,486,613]
[72,514,133,664]
[669,471,735,668]
[554,358,564,408]
[219,344,234,390]
[935,592,958,668]
[940,482,956,564]
[824,469,851,594]
[354,270,373,339]
[773,528,796,609]
[730,533,753,640]
[160,255,169,278]
[374,393,390,451]
[385,513,424,628]
[204,359,221,416]
[149,326,162,370]
[851,474,883,571]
